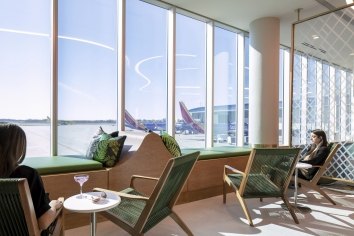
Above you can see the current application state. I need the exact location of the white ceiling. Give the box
[161,0,351,47]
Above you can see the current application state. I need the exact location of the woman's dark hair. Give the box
[311,129,328,146]
[0,123,27,177]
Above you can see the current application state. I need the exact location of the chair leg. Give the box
[170,211,194,236]
[281,197,299,224]
[235,192,254,226]
[223,180,227,204]
[312,185,336,205]
[298,179,336,205]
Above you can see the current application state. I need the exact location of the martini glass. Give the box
[74,174,89,198]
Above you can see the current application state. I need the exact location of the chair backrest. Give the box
[0,178,41,236]
[311,142,340,183]
[137,151,200,233]
[239,148,300,196]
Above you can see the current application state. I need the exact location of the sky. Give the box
[0,0,241,121]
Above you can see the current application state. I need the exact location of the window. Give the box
[58,0,118,155]
[243,36,250,145]
[125,0,168,133]
[213,27,237,146]
[175,13,206,148]
[0,0,51,157]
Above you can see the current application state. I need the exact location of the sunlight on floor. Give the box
[65,184,354,236]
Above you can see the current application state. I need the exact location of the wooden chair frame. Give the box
[0,178,64,236]
[223,148,300,226]
[94,151,199,236]
[294,143,340,205]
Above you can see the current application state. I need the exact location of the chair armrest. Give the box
[48,198,64,236]
[55,197,64,218]
[224,165,245,175]
[130,175,159,188]
[93,187,149,201]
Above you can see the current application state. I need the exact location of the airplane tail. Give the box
[179,101,205,134]
[125,109,147,131]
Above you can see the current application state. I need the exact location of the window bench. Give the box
[22,156,104,175]
[179,146,252,203]
[182,146,251,160]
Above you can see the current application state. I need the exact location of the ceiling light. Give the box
[312,35,319,40]
[350,52,354,56]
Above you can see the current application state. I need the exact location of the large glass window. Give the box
[244,36,250,145]
[125,0,168,133]
[213,27,237,146]
[292,52,354,144]
[2,0,293,157]
[0,0,51,157]
[175,13,206,148]
[58,0,118,155]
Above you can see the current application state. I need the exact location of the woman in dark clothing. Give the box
[0,123,63,233]
[298,129,330,180]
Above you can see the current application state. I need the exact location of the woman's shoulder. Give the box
[320,145,330,150]
[10,165,39,178]
[318,145,330,155]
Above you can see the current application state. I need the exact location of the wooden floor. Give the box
[65,183,354,236]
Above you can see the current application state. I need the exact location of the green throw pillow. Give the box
[93,135,127,167]
[160,133,182,157]
[85,127,107,159]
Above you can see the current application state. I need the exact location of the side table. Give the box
[64,191,120,236]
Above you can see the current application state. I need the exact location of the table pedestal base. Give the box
[91,212,97,236]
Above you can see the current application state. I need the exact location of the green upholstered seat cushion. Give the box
[93,135,127,167]
[181,146,251,161]
[160,133,182,157]
[22,156,103,175]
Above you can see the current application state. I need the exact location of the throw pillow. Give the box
[93,135,127,167]
[160,133,182,157]
[85,127,106,159]
[110,131,119,137]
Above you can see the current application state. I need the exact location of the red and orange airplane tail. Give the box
[125,109,147,131]
[179,101,205,134]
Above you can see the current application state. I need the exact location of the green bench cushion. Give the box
[181,146,251,160]
[22,156,103,175]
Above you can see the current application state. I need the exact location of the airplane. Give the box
[124,101,246,142]
[178,101,205,134]
[124,110,166,132]
[124,109,148,131]
[178,101,248,143]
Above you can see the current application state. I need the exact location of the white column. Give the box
[249,17,280,147]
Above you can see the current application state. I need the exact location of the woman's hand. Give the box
[39,197,64,230]
[49,198,63,210]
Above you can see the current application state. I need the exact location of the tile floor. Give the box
[65,183,354,236]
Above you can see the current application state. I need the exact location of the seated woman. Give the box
[298,129,330,180]
[0,123,63,235]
